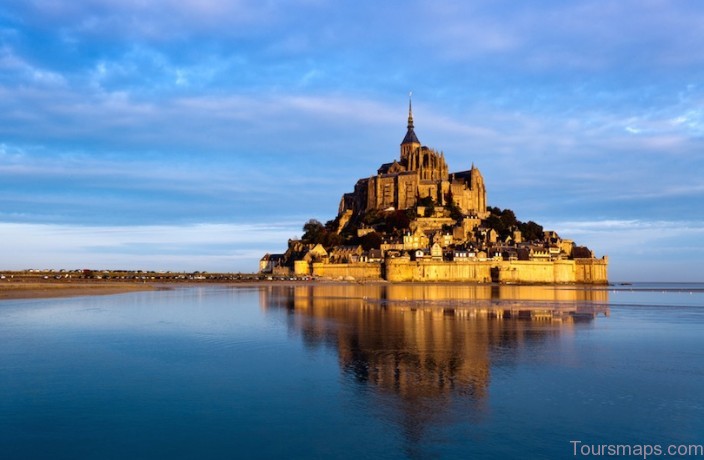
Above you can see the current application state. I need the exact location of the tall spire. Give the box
[401,91,420,146]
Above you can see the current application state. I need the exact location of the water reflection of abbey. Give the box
[259,284,608,447]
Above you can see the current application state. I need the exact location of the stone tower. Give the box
[400,95,421,161]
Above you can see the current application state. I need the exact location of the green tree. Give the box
[326,218,345,233]
[519,220,544,241]
[444,192,464,221]
[323,231,342,248]
[384,210,411,232]
[483,214,506,238]
[483,207,545,242]
[500,209,518,228]
[362,209,382,227]
[301,218,345,249]
[360,231,382,251]
[301,219,325,244]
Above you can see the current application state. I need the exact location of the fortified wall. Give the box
[310,262,382,280]
[302,257,608,284]
[385,257,608,284]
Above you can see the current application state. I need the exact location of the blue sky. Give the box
[0,0,703,281]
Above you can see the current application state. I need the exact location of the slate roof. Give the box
[401,127,420,145]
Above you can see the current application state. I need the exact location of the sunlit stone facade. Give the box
[339,99,488,219]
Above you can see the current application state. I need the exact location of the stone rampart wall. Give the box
[495,260,575,283]
[383,258,608,284]
[312,263,382,280]
[575,257,609,284]
[306,257,607,284]
[385,259,492,282]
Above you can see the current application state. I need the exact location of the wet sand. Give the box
[0,279,342,300]
[0,282,159,300]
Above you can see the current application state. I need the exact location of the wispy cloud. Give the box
[0,222,299,272]
[11,0,284,41]
[0,45,66,86]
[413,0,704,71]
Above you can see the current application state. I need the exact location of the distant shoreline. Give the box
[0,270,252,300]
[1,271,699,301]
[0,271,343,300]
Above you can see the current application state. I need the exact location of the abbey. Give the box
[339,99,488,220]
[261,99,608,284]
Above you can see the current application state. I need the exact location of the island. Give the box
[261,99,608,284]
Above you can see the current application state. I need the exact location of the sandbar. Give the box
[0,281,158,300]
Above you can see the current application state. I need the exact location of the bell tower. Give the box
[400,93,421,161]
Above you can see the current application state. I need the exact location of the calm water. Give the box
[1,283,703,459]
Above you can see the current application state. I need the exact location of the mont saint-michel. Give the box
[261,100,608,284]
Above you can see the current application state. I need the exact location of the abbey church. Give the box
[261,98,608,284]
[339,100,488,220]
